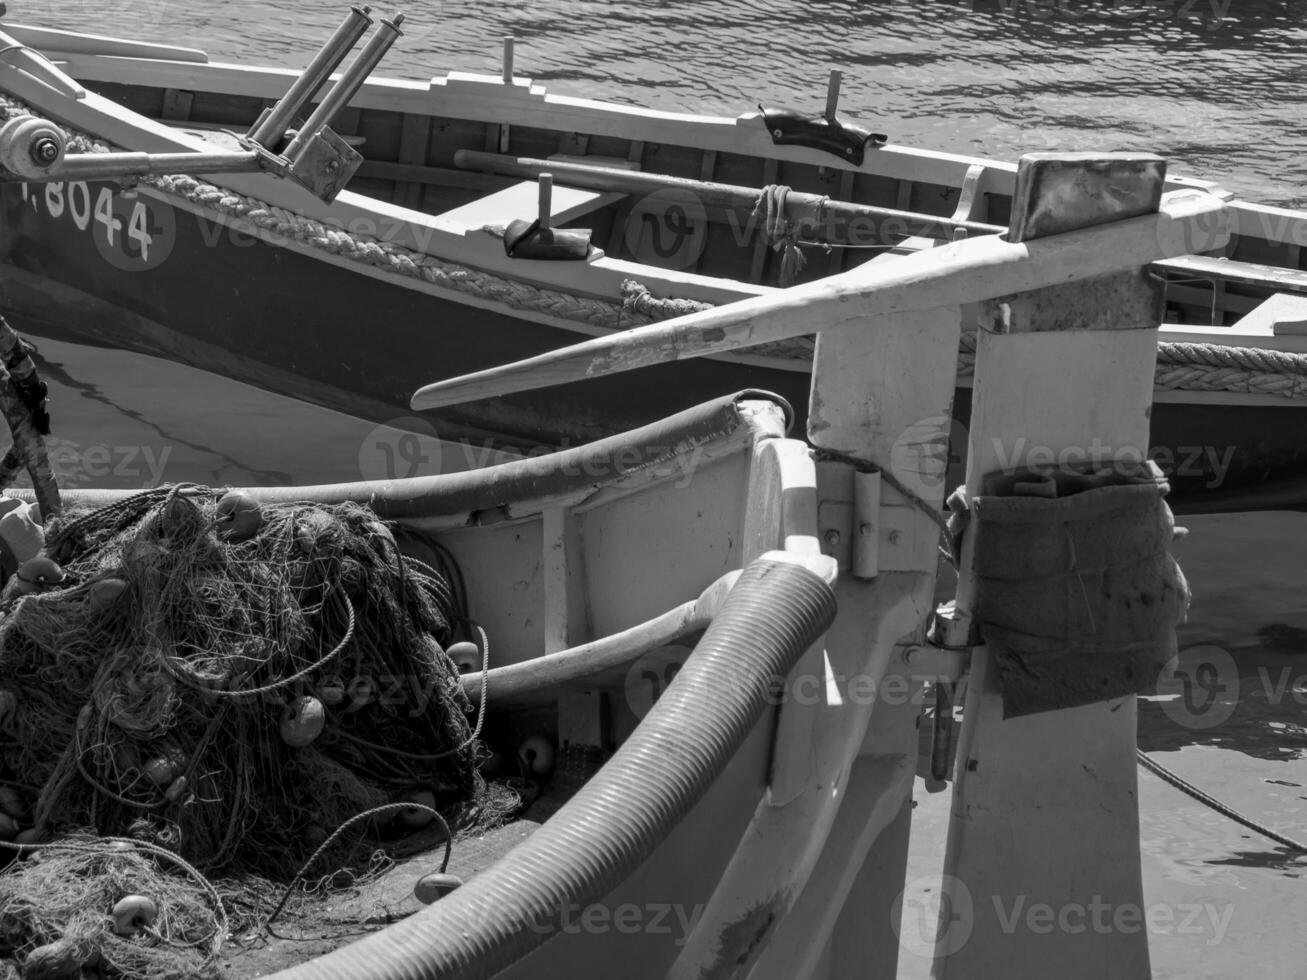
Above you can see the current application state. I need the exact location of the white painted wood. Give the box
[668,299,960,977]
[411,191,1228,409]
[934,325,1161,980]
[1236,292,1307,336]
[434,180,622,229]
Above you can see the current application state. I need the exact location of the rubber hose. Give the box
[271,554,836,979]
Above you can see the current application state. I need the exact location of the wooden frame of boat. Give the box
[0,17,1303,504]
[13,146,1229,979]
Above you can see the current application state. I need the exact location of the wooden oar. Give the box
[410,188,1228,411]
[452,148,1006,243]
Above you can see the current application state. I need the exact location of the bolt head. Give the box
[31,137,59,164]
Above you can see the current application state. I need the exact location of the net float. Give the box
[317,675,346,706]
[142,745,186,786]
[214,491,263,542]
[0,786,30,821]
[446,640,480,673]
[413,871,463,905]
[279,695,326,747]
[12,556,64,595]
[517,734,555,778]
[164,775,189,803]
[396,789,437,830]
[111,894,158,936]
[19,938,83,978]
[86,577,129,613]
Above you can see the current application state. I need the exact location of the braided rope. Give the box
[960,331,1307,400]
[0,95,712,333]
[5,95,1307,398]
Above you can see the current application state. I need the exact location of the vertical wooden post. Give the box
[668,274,961,978]
[934,154,1170,980]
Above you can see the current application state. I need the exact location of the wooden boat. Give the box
[0,16,1305,506]
[1,150,1234,978]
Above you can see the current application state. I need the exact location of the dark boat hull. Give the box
[1,182,1304,505]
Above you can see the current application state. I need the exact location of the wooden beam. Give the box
[934,156,1167,979]
[409,189,1229,411]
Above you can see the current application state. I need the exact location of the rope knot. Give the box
[752,184,807,287]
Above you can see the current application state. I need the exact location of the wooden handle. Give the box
[825,69,841,122]
[502,36,514,83]
[453,148,1006,242]
[538,172,552,230]
[409,190,1227,411]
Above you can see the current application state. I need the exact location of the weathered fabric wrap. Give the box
[948,460,1190,718]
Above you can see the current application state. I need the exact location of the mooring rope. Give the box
[1136,748,1307,852]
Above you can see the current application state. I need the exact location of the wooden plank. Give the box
[935,160,1167,974]
[829,170,856,275]
[604,140,646,257]
[1155,253,1307,293]
[160,88,194,122]
[409,190,1229,411]
[435,181,622,228]
[749,159,779,284]
[393,112,433,211]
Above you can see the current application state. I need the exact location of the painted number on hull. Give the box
[21,182,155,262]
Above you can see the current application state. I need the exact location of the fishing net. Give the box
[0,484,517,978]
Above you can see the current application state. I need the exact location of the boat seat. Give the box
[1154,254,1307,295]
[436,155,636,229]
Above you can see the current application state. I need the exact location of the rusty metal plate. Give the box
[1008,152,1167,243]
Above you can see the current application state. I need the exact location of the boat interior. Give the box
[2,19,1306,342]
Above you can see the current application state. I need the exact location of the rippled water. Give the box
[7,3,1307,972]
[21,0,1307,205]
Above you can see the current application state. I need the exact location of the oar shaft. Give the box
[410,190,1228,411]
[452,149,1005,243]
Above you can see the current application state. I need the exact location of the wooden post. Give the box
[669,264,963,977]
[934,154,1172,980]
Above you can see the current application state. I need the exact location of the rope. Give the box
[752,184,808,287]
[0,835,229,963]
[0,95,712,334]
[1136,749,1307,852]
[959,331,1307,401]
[814,447,956,566]
[6,94,1307,398]
[262,801,453,937]
[332,622,487,764]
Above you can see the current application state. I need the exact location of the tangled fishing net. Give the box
[0,485,518,978]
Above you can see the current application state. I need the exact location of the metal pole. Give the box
[283,12,405,162]
[247,5,374,149]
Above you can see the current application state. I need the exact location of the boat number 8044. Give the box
[20,181,155,262]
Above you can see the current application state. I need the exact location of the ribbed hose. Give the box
[273,555,836,980]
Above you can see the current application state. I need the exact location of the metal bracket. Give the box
[286,125,363,202]
[817,461,938,575]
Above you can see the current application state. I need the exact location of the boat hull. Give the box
[1,181,1304,503]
